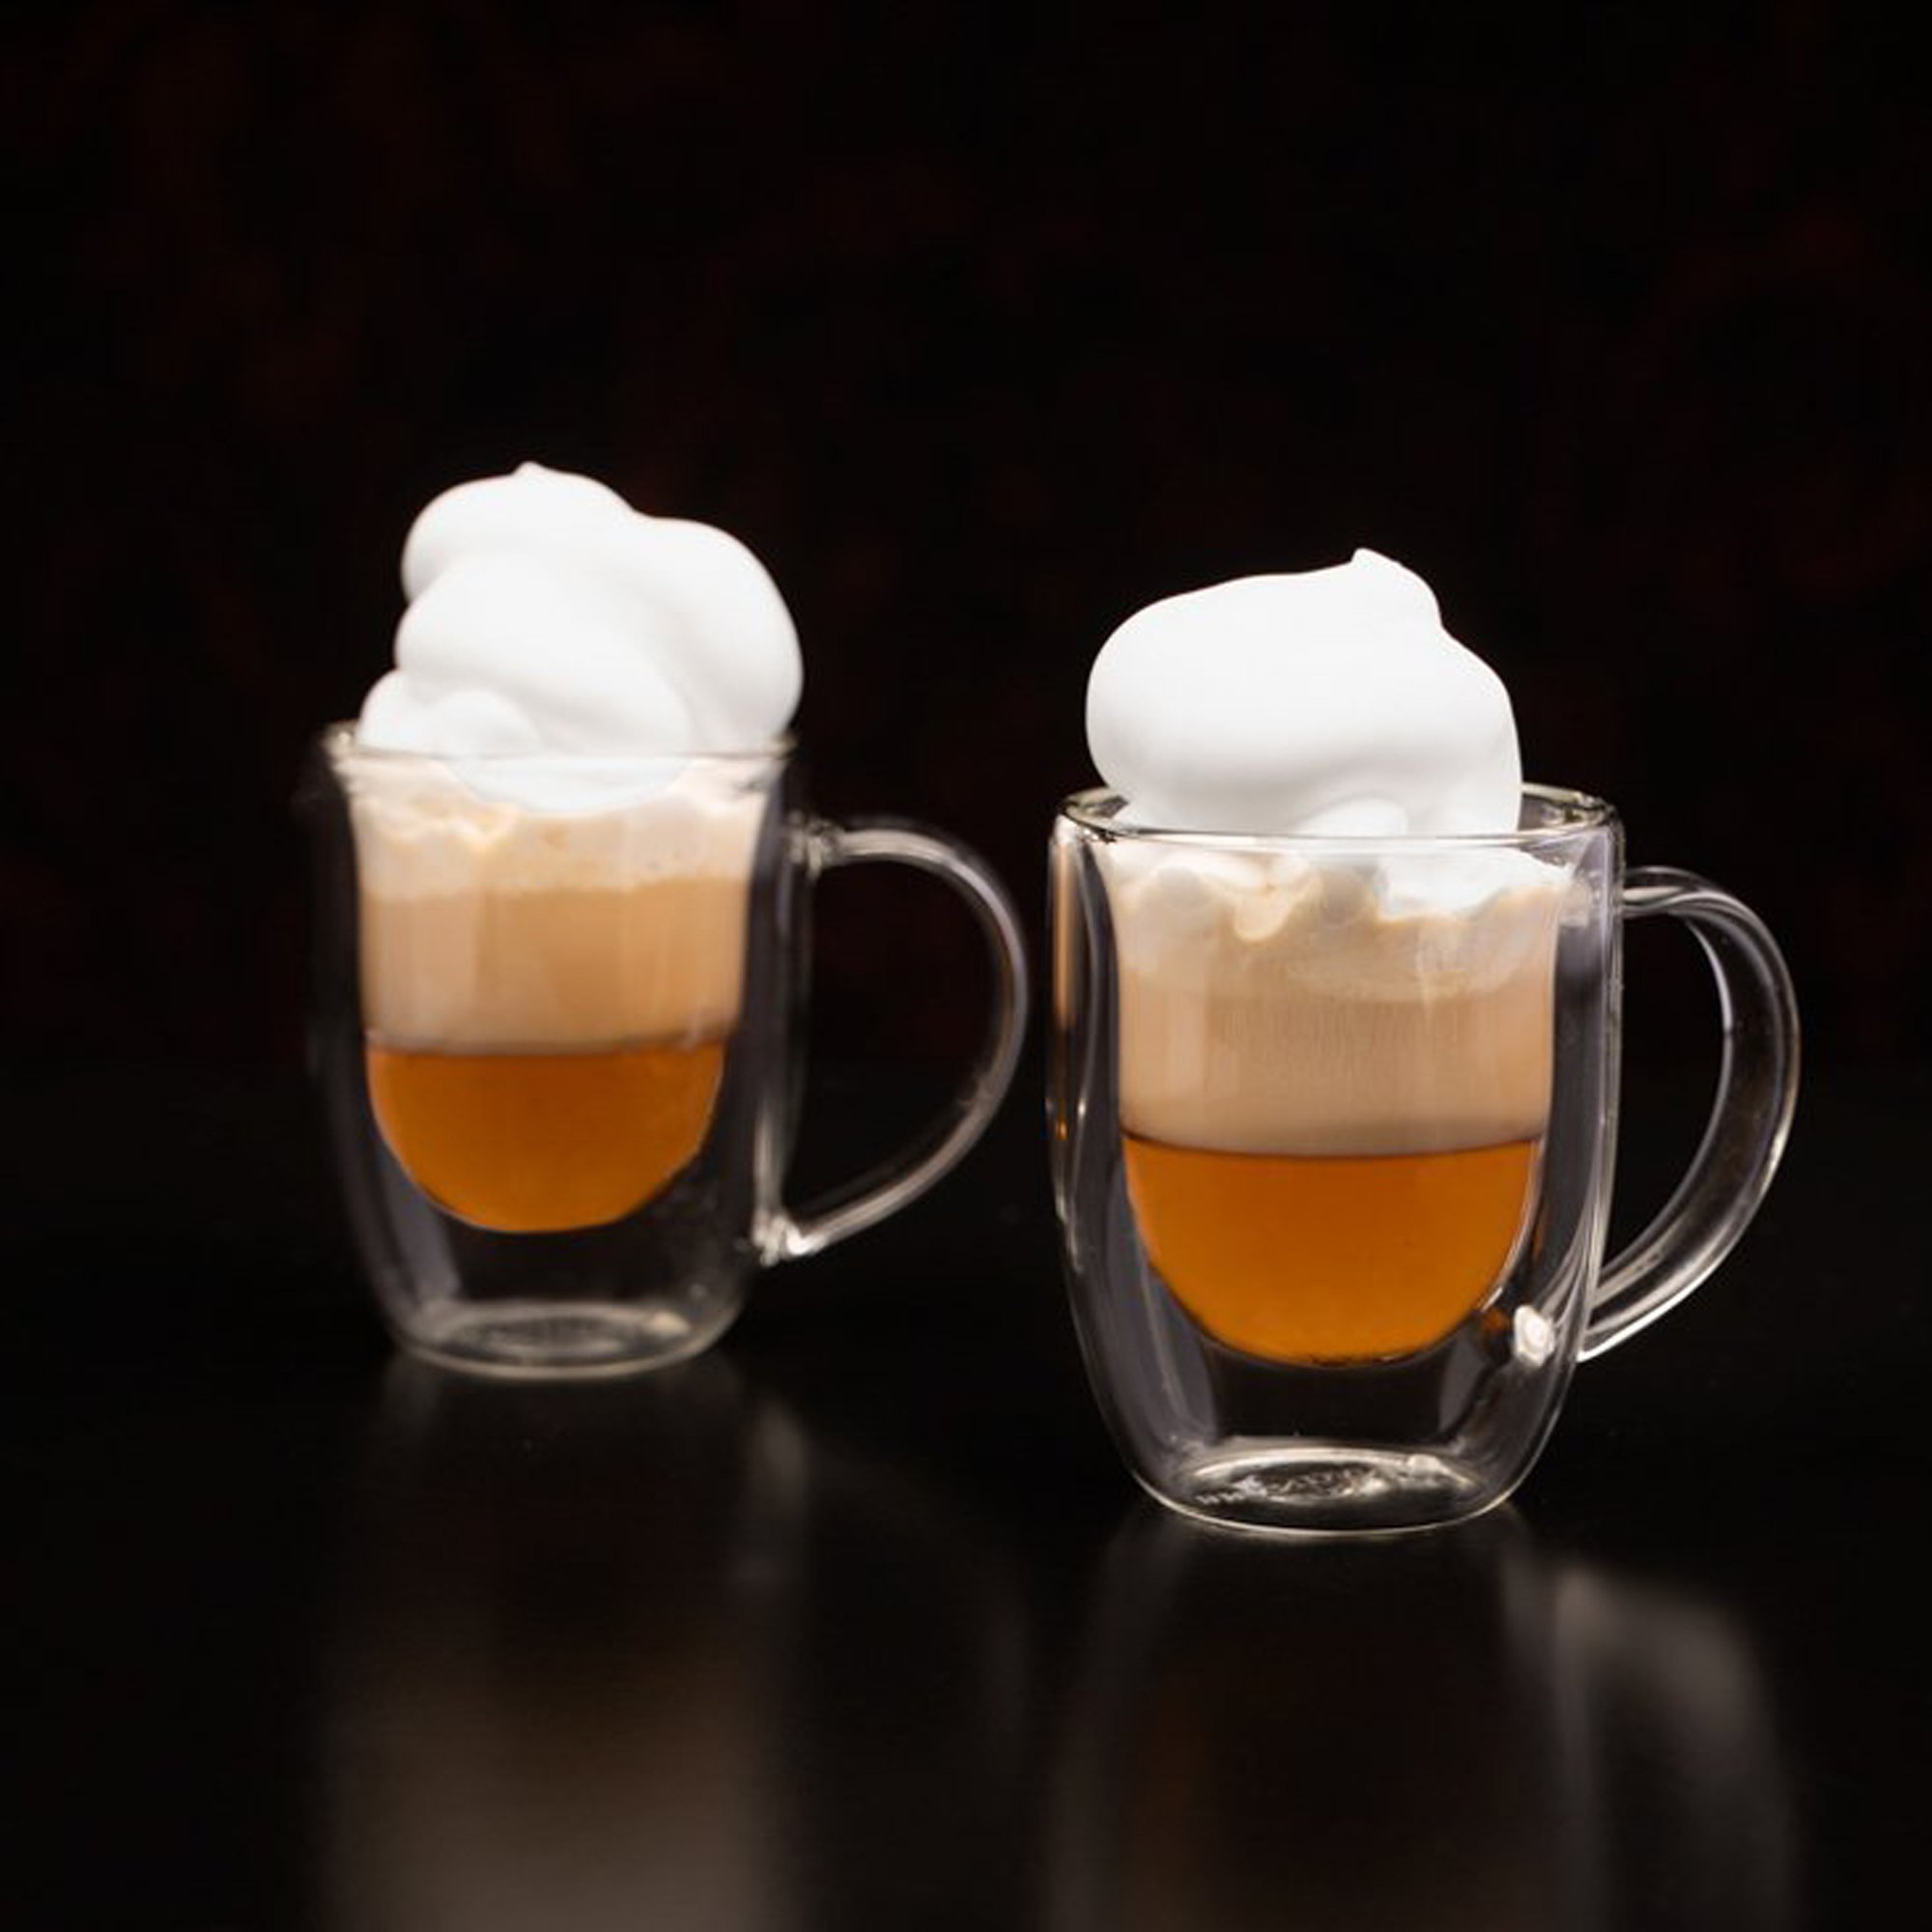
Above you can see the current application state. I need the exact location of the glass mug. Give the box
[308,724,1028,1378]
[1049,785,1798,1534]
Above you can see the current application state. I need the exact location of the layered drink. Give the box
[1086,552,1565,1361]
[344,754,765,1231]
[336,463,801,1234]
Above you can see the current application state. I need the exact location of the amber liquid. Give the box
[366,1036,727,1234]
[1122,1132,1541,1362]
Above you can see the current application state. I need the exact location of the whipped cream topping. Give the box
[358,463,801,759]
[1087,550,1520,837]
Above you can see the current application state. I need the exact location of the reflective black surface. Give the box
[5,1060,1926,1929]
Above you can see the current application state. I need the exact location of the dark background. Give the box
[9,0,1930,1073]
[7,12,1930,1925]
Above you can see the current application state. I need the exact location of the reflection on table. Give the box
[321,1355,1032,1930]
[1051,1505,1796,1932]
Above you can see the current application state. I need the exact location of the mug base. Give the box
[1142,1443,1515,1538]
[392,1298,735,1380]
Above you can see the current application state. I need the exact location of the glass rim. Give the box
[320,720,795,772]
[1055,781,1618,850]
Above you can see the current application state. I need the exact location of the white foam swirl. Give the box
[357,463,802,760]
[1086,549,1520,836]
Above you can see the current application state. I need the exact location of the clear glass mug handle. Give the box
[1581,867,1801,1359]
[759,815,1030,1264]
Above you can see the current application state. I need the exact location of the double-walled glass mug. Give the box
[1050,786,1798,1534]
[307,725,1027,1378]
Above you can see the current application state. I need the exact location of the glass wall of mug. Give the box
[1049,786,1796,1534]
[309,725,1027,1378]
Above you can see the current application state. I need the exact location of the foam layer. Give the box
[341,744,767,896]
[334,736,772,1051]
[1104,844,1564,1155]
[1087,551,1520,836]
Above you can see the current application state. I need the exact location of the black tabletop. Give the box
[5,1052,1926,1931]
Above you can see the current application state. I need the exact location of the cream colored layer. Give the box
[359,873,751,1051]
[341,757,763,1050]
[1105,846,1564,1155]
